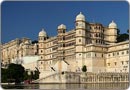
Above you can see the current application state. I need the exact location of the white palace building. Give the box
[1,12,129,81]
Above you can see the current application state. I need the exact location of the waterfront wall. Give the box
[33,72,129,83]
[80,72,129,83]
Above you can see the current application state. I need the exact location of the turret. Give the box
[106,20,117,44]
[38,28,47,60]
[75,12,86,45]
[38,28,47,43]
[75,12,86,71]
[57,24,66,35]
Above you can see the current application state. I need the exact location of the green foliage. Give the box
[117,29,129,42]
[23,71,29,80]
[1,63,25,84]
[117,33,129,42]
[117,29,120,35]
[1,68,8,83]
[23,70,40,80]
[1,64,40,83]
[82,65,87,72]
[32,40,38,44]
[33,70,40,80]
[7,63,25,83]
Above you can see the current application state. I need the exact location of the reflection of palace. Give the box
[1,12,129,76]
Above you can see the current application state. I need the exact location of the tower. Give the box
[38,28,47,60]
[57,24,66,72]
[75,12,86,71]
[106,20,117,44]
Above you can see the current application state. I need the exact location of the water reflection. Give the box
[39,83,129,89]
[2,83,129,89]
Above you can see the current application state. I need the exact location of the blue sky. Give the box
[1,1,129,43]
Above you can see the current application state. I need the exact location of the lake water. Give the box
[1,83,129,89]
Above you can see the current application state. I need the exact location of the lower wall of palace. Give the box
[33,72,129,83]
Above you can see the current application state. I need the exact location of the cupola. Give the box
[76,12,85,21]
[38,28,47,37]
[58,24,66,30]
[108,20,117,29]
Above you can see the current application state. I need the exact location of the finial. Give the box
[80,12,82,14]
[112,20,114,23]
[42,28,45,31]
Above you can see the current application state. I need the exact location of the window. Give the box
[126,61,129,64]
[114,62,117,66]
[117,52,119,55]
[113,53,115,56]
[79,39,81,42]
[96,40,98,43]
[108,63,110,66]
[102,54,103,57]
[121,61,124,65]
[95,54,96,57]
[41,50,43,53]
[126,50,129,54]
[41,62,42,64]
[122,51,124,55]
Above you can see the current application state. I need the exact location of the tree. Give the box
[117,33,129,42]
[82,65,87,72]
[117,29,129,42]
[33,70,40,80]
[32,40,38,44]
[7,63,25,84]
[1,68,8,83]
[23,71,29,80]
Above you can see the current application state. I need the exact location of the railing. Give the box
[80,72,129,83]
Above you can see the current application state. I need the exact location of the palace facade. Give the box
[1,12,129,75]
[1,38,38,66]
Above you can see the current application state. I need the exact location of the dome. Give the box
[58,24,66,29]
[76,12,85,21]
[109,20,117,29]
[38,28,47,37]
